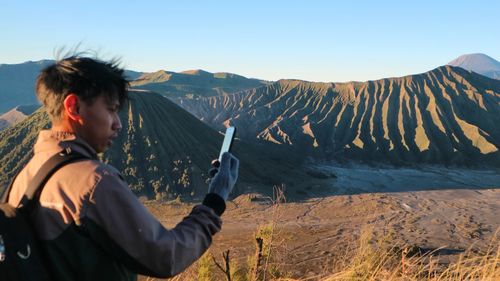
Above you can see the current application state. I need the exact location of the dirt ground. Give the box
[141,165,500,280]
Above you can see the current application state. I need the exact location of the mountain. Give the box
[0,60,53,113]
[0,104,40,130]
[0,90,305,199]
[0,60,143,114]
[176,66,500,167]
[0,60,259,114]
[130,69,268,98]
[448,53,500,79]
[124,70,143,81]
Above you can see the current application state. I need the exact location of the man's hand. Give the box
[208,152,239,201]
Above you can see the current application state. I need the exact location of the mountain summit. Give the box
[447,53,500,79]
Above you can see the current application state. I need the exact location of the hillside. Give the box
[176,66,500,166]
[0,90,304,199]
[130,69,268,98]
[0,104,40,130]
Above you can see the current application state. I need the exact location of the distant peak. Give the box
[180,69,211,75]
[15,104,40,115]
[132,70,173,85]
[447,53,500,74]
[0,59,54,68]
[448,53,495,63]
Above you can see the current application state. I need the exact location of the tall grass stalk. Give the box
[322,229,500,281]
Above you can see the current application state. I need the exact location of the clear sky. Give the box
[1,0,498,82]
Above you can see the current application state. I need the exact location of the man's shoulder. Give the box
[47,159,127,201]
[94,162,124,180]
[69,159,123,180]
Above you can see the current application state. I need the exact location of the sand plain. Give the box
[141,165,500,280]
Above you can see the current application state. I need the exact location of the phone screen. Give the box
[219,127,236,161]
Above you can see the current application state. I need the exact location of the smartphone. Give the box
[218,127,236,162]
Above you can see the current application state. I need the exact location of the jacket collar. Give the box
[34,130,98,159]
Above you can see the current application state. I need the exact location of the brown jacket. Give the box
[7,130,225,281]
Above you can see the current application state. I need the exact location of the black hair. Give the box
[36,56,129,121]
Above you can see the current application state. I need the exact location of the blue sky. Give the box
[1,0,498,82]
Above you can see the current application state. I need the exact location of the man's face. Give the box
[77,95,122,153]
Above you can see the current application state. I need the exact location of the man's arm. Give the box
[83,170,224,278]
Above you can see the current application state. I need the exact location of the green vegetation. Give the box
[0,109,50,192]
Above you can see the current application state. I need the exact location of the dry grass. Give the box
[321,228,500,281]
[163,227,500,281]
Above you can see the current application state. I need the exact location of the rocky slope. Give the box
[177,66,500,166]
[0,90,304,199]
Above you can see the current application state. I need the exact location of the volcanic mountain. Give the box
[448,53,500,80]
[0,90,304,199]
[176,66,500,166]
[130,69,268,98]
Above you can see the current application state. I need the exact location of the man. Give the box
[6,55,239,280]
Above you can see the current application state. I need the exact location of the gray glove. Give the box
[208,152,239,201]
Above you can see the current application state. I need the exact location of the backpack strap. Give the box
[14,148,89,215]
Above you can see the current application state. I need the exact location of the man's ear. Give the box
[63,94,81,122]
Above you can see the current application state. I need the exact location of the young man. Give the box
[6,56,239,280]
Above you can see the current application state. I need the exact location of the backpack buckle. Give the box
[59,147,72,156]
[17,244,31,259]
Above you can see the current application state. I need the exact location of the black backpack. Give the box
[0,148,87,281]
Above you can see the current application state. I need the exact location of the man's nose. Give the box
[113,114,122,132]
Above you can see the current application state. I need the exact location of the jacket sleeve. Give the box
[83,169,224,278]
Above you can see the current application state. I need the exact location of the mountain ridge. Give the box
[176,65,500,166]
[130,69,268,98]
[0,60,53,113]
